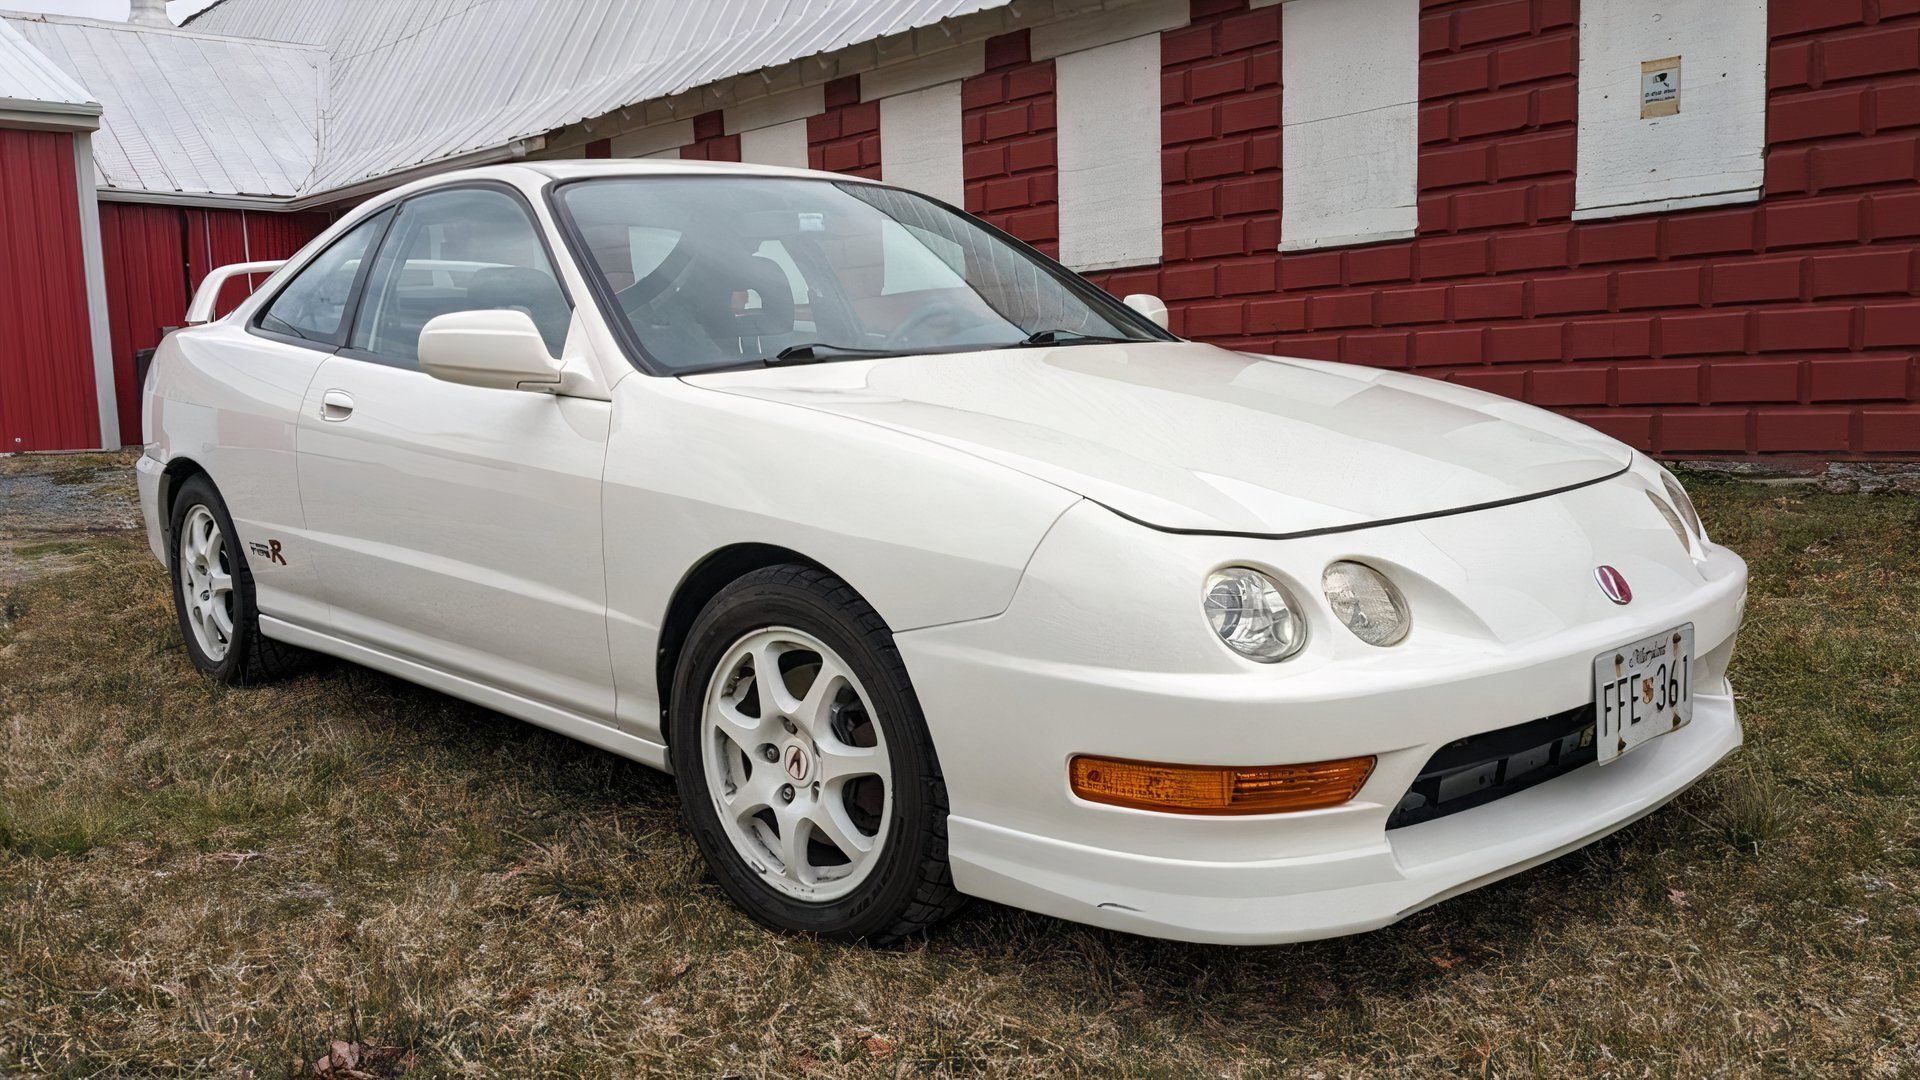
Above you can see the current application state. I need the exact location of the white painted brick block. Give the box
[740,117,810,169]
[880,80,966,206]
[1056,34,1163,271]
[1574,0,1767,219]
[1280,0,1419,252]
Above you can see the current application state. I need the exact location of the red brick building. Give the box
[1075,0,1920,460]
[6,0,1919,463]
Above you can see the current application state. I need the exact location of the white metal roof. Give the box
[184,0,1012,196]
[1,11,322,198]
[0,16,99,125]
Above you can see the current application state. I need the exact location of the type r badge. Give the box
[248,538,287,566]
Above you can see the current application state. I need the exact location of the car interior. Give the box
[349,189,572,362]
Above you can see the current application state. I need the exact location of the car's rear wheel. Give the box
[669,565,964,943]
[168,474,309,684]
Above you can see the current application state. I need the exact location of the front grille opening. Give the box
[1387,705,1597,830]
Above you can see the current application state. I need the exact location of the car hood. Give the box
[681,342,1632,537]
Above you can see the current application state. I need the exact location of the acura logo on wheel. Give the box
[1594,565,1632,605]
[783,744,811,781]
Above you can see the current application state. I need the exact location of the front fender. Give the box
[600,375,1081,731]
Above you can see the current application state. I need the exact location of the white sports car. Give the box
[138,161,1746,945]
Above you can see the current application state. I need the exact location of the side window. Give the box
[255,210,389,346]
[349,187,570,366]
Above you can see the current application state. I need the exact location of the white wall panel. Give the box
[611,119,693,158]
[880,80,965,206]
[1574,0,1767,219]
[740,117,811,169]
[725,85,825,135]
[862,42,985,101]
[1056,34,1163,271]
[1280,0,1419,252]
[1031,0,1186,60]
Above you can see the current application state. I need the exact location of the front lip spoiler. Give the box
[1087,461,1634,541]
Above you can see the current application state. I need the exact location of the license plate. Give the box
[1594,624,1694,764]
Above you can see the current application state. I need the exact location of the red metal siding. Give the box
[98,203,329,443]
[0,127,99,452]
[185,207,330,319]
[98,202,189,445]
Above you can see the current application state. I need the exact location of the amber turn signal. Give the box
[1069,754,1375,815]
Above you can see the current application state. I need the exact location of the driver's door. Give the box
[294,184,616,721]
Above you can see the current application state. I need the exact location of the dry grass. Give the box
[1,453,1916,1077]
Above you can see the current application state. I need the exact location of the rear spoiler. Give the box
[184,260,286,325]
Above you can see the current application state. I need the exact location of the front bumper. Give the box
[937,694,1736,944]
[895,476,1747,945]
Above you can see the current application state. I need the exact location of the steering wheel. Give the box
[614,241,694,323]
[886,299,977,348]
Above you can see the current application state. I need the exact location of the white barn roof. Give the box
[186,0,1014,197]
[1,11,322,198]
[0,16,99,126]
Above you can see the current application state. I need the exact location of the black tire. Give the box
[668,564,965,944]
[167,473,310,685]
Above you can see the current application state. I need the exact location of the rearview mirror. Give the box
[1123,293,1169,330]
[419,309,562,391]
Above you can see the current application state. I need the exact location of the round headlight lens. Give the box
[1661,471,1706,545]
[1321,561,1410,646]
[1203,568,1306,662]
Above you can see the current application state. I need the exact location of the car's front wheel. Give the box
[669,565,964,943]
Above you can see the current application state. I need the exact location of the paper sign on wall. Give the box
[1641,55,1680,117]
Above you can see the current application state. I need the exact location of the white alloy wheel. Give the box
[700,626,893,902]
[177,503,236,663]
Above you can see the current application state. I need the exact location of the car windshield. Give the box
[553,176,1165,373]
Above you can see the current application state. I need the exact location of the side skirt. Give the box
[260,614,672,773]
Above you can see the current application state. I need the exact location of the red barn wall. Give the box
[34,0,1920,460]
[98,202,189,447]
[0,127,100,452]
[97,202,328,443]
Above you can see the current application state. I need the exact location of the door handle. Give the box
[320,389,354,422]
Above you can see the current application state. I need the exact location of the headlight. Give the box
[1661,471,1707,545]
[1646,490,1690,551]
[1203,568,1306,662]
[1321,561,1410,646]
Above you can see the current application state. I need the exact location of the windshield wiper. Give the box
[766,342,904,365]
[1018,329,1136,347]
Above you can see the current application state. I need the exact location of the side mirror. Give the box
[1123,293,1170,330]
[418,309,562,391]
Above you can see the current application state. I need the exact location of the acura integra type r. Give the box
[138,161,1746,945]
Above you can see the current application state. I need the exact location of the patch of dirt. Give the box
[0,452,142,589]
